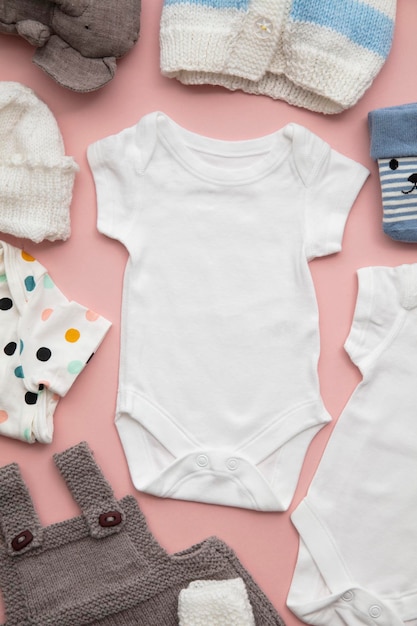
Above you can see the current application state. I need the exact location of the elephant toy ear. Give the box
[33,35,117,92]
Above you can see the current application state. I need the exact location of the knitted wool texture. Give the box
[160,0,396,114]
[0,442,286,626]
[369,103,417,242]
[0,82,78,242]
[178,578,256,625]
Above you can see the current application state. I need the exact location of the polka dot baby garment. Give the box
[0,240,111,443]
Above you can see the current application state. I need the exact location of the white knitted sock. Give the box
[178,577,256,626]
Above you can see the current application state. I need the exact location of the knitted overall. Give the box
[0,442,285,625]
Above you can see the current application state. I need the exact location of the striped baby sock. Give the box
[369,103,417,243]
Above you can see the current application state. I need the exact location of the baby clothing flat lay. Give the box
[0,441,285,626]
[160,0,396,114]
[287,264,417,625]
[0,240,111,443]
[87,111,368,511]
[2,0,417,625]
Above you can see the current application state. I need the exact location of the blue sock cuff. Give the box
[369,103,417,160]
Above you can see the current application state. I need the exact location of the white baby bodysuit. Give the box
[88,111,368,511]
[287,264,417,625]
[0,240,111,443]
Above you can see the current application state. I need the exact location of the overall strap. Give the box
[53,441,125,539]
[0,462,43,557]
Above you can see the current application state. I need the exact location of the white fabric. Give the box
[88,111,368,511]
[287,264,417,626]
[0,240,111,444]
[178,578,255,626]
[0,82,78,242]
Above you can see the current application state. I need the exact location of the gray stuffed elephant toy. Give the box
[0,0,141,92]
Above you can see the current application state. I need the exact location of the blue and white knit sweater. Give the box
[160,0,396,114]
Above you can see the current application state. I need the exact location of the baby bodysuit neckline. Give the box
[154,111,293,185]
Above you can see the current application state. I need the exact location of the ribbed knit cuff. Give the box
[0,160,77,242]
[369,103,417,160]
[160,5,238,76]
[284,21,386,113]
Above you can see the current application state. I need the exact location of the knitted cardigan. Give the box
[160,0,397,114]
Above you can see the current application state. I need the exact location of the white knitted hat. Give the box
[0,82,78,243]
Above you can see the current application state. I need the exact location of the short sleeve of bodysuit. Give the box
[344,265,409,372]
[87,122,146,244]
[290,125,369,260]
[88,120,369,262]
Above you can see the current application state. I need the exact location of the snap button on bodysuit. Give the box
[11,529,33,551]
[226,458,239,471]
[342,590,354,602]
[369,605,382,618]
[98,511,122,527]
[196,454,209,468]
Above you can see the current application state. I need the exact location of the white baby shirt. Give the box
[0,240,111,443]
[287,264,417,626]
[88,111,368,511]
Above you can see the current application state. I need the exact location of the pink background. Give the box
[0,2,415,624]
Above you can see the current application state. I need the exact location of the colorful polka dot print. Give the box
[14,366,24,379]
[68,361,85,375]
[24,276,36,292]
[65,328,80,343]
[36,347,52,362]
[4,342,16,356]
[43,275,54,289]
[0,241,111,444]
[21,251,35,262]
[42,309,53,321]
[0,298,13,310]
